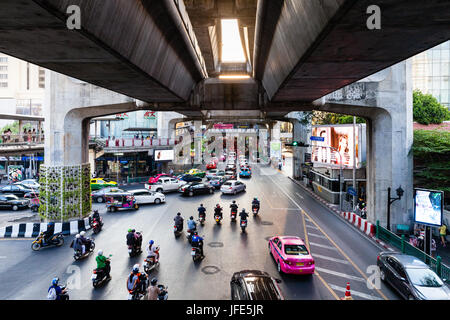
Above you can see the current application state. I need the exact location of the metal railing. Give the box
[104,138,178,148]
[376,221,450,283]
[0,134,44,145]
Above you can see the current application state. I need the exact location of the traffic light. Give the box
[285,141,309,147]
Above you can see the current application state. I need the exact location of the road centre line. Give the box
[266,173,389,300]
[328,284,384,300]
[314,267,366,282]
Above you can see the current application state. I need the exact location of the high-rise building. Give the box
[0,53,45,117]
[412,40,450,108]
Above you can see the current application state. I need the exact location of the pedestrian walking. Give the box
[439,224,447,247]
[278,159,282,170]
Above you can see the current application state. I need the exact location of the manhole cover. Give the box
[208,242,224,248]
[261,221,273,225]
[201,266,221,275]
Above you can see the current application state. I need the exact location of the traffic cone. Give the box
[340,282,353,300]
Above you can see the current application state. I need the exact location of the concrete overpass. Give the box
[1,0,448,226]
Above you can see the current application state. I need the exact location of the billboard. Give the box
[311,124,366,169]
[8,165,24,182]
[155,150,174,161]
[414,188,444,227]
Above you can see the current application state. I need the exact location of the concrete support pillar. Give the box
[193,120,203,164]
[291,118,310,179]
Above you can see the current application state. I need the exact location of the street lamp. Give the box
[387,186,404,231]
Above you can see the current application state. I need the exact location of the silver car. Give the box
[220,180,246,195]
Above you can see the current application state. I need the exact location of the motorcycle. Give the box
[191,246,202,262]
[73,238,95,260]
[128,232,143,257]
[186,229,195,244]
[127,277,149,300]
[214,215,222,225]
[174,225,183,237]
[31,232,64,251]
[240,219,247,232]
[157,285,169,300]
[252,205,259,216]
[91,217,103,234]
[92,256,112,288]
[144,250,160,274]
[230,210,237,222]
[198,215,205,226]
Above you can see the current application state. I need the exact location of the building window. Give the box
[0,74,7,79]
[0,57,8,63]
[0,82,7,88]
[38,67,45,89]
[0,66,7,71]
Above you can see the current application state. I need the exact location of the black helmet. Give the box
[232,200,236,204]
[200,204,203,206]
[190,216,194,220]
[131,229,136,233]
[94,209,99,214]
[177,212,181,216]
[151,278,157,286]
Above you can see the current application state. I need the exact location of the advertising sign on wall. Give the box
[155,150,174,161]
[311,124,366,169]
[8,165,24,182]
[414,188,444,227]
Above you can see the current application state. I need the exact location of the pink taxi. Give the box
[268,236,315,275]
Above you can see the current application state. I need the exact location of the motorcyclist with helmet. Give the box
[239,208,249,221]
[47,277,69,300]
[146,240,159,263]
[230,200,238,216]
[127,264,148,298]
[145,278,163,300]
[251,197,260,213]
[174,212,184,232]
[73,234,85,255]
[191,231,204,257]
[214,204,223,220]
[79,231,91,253]
[198,204,206,220]
[95,249,111,279]
[42,222,55,245]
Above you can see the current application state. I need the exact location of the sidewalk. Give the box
[435,240,450,267]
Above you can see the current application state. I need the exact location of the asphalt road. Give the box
[0,163,401,300]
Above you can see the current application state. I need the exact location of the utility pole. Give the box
[353,117,357,209]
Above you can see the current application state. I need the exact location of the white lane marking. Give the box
[308,233,328,239]
[328,284,384,300]
[305,224,319,230]
[0,256,6,259]
[315,267,366,282]
[312,253,350,264]
[295,192,304,199]
[309,242,339,251]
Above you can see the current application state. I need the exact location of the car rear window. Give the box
[284,244,309,255]
[405,268,444,287]
[223,182,232,186]
[244,276,282,300]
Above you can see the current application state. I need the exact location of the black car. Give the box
[377,252,450,300]
[178,174,202,183]
[0,194,30,211]
[230,270,284,300]
[0,184,34,197]
[91,187,124,203]
[178,182,214,197]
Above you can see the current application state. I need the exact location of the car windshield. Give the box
[284,244,309,255]
[405,268,444,287]
[245,276,282,300]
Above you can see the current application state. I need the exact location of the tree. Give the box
[413,89,450,125]
[312,111,366,125]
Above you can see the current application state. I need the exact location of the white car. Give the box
[15,179,40,189]
[145,177,186,193]
[129,189,165,204]
[220,180,246,195]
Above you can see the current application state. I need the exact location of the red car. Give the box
[148,174,172,184]
[206,162,217,170]
[268,236,315,275]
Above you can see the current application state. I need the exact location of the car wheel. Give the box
[96,197,103,203]
[12,205,18,211]
[189,191,194,197]
[233,190,237,195]
[154,198,161,204]
[209,188,213,194]
[380,269,386,282]
[408,295,415,300]
[156,188,163,193]
[277,261,283,274]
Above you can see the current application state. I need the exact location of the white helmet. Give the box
[80,231,86,236]
[98,249,103,256]
[75,234,80,238]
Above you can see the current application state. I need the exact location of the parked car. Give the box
[0,184,34,197]
[178,174,202,183]
[145,177,186,193]
[0,194,29,211]
[268,236,314,274]
[185,169,206,178]
[179,182,214,197]
[230,270,284,300]
[129,189,165,204]
[148,174,173,184]
[14,179,40,189]
[206,161,217,170]
[91,187,124,203]
[90,178,118,191]
[377,252,450,300]
[239,168,252,178]
[209,176,227,189]
[221,180,246,195]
